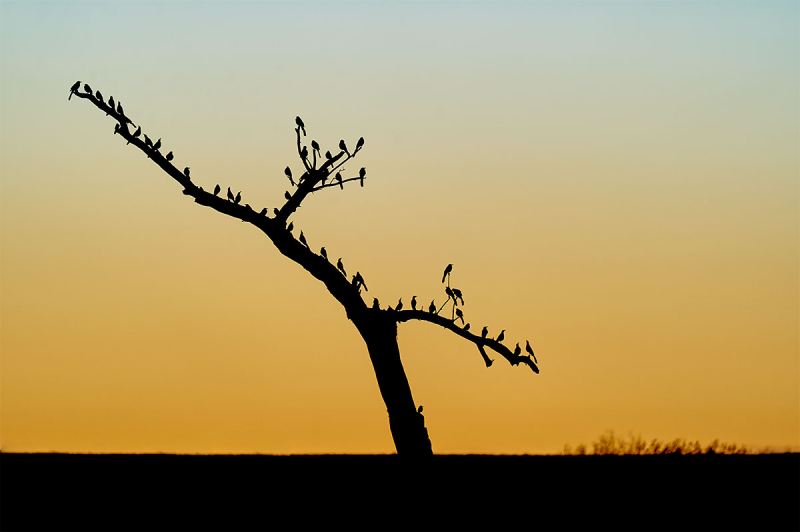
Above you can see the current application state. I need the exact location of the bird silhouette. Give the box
[260,208,268,216]
[144,135,153,147]
[337,258,347,277]
[445,286,454,301]
[411,296,417,310]
[325,150,332,160]
[481,326,488,338]
[396,299,403,311]
[165,151,173,161]
[356,137,365,151]
[295,116,306,135]
[452,288,464,305]
[83,83,92,94]
[234,191,241,204]
[311,140,320,152]
[300,146,308,161]
[355,272,368,291]
[455,308,464,324]
[116,102,132,125]
[284,166,295,186]
[335,172,343,189]
[153,138,161,151]
[514,343,521,356]
[464,323,471,331]
[299,231,308,248]
[417,405,423,414]
[213,184,221,196]
[227,187,234,201]
[497,329,505,343]
[429,300,436,313]
[286,191,293,201]
[95,90,103,104]
[183,167,190,178]
[108,95,115,111]
[320,247,328,260]
[359,167,366,187]
[287,222,294,232]
[68,80,80,100]
[339,139,349,155]
[526,340,538,364]
[129,125,141,145]
[373,298,380,309]
[442,264,453,283]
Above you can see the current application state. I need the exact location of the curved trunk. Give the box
[356,312,433,457]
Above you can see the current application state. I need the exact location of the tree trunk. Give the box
[356,312,433,457]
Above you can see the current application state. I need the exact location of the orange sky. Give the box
[1,1,798,454]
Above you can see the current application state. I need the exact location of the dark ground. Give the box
[1,453,797,531]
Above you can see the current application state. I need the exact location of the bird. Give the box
[359,167,366,187]
[213,184,221,196]
[153,138,161,151]
[260,208,268,216]
[429,300,436,313]
[455,308,464,323]
[300,146,308,161]
[234,191,241,204]
[165,151,173,161]
[335,172,343,189]
[144,135,152,147]
[285,191,292,200]
[299,231,308,248]
[295,116,306,135]
[284,166,294,186]
[497,329,505,343]
[325,150,332,160]
[395,299,403,311]
[116,102,132,125]
[95,90,103,103]
[128,126,141,145]
[114,124,120,134]
[337,258,347,277]
[354,272,367,292]
[514,343,521,356]
[452,288,464,305]
[356,137,365,151]
[442,263,453,284]
[339,139,349,155]
[445,286,454,301]
[417,405,423,414]
[464,323,471,331]
[83,83,92,94]
[68,80,80,100]
[108,95,115,111]
[183,167,190,178]
[373,298,380,309]
[481,326,488,338]
[411,296,417,310]
[311,140,320,152]
[526,340,538,364]
[320,247,328,260]
[227,187,234,201]
[287,222,294,232]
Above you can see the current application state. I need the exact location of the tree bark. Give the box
[356,311,433,457]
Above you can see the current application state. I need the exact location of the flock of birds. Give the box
[69,81,538,367]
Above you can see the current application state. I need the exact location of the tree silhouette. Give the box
[69,82,540,456]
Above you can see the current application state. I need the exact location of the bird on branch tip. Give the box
[83,83,92,94]
[295,116,306,136]
[165,151,173,161]
[183,167,190,178]
[227,187,234,201]
[411,296,417,310]
[153,138,161,151]
[514,343,521,356]
[337,258,347,277]
[320,247,328,260]
[429,300,436,313]
[299,231,308,248]
[526,340,538,364]
[356,137,364,151]
[234,191,241,204]
[455,308,464,324]
[213,184,221,196]
[396,299,403,311]
[442,263,453,284]
[481,326,488,338]
[68,80,80,100]
[311,140,320,152]
[497,329,505,343]
[339,139,349,155]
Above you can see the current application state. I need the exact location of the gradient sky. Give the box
[1,0,798,454]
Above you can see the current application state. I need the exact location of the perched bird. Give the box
[83,83,92,94]
[95,90,103,103]
[227,187,234,201]
[429,300,436,313]
[284,166,295,186]
[455,308,464,323]
[165,151,174,161]
[373,298,380,309]
[464,323,471,331]
[144,135,153,147]
[259,208,268,216]
[325,150,332,160]
[481,326,488,338]
[234,191,241,204]
[108,95,115,111]
[311,140,320,152]
[287,222,294,232]
[299,231,308,248]
[356,137,365,151]
[295,116,306,135]
[442,263,453,284]
[354,272,368,292]
[183,167,190,178]
[128,125,141,145]
[452,288,464,305]
[445,286,454,300]
[497,329,505,343]
[213,184,221,196]
[526,340,538,364]
[335,172,343,189]
[153,138,161,151]
[514,343,522,356]
[116,102,133,125]
[285,191,292,200]
[417,405,423,414]
[114,124,120,134]
[320,247,328,260]
[339,139,348,155]
[395,299,403,311]
[300,146,308,160]
[411,296,417,310]
[337,258,347,277]
[359,167,366,187]
[68,80,80,100]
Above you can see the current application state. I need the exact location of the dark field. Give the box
[1,453,797,531]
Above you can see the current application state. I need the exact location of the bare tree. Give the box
[69,81,540,457]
